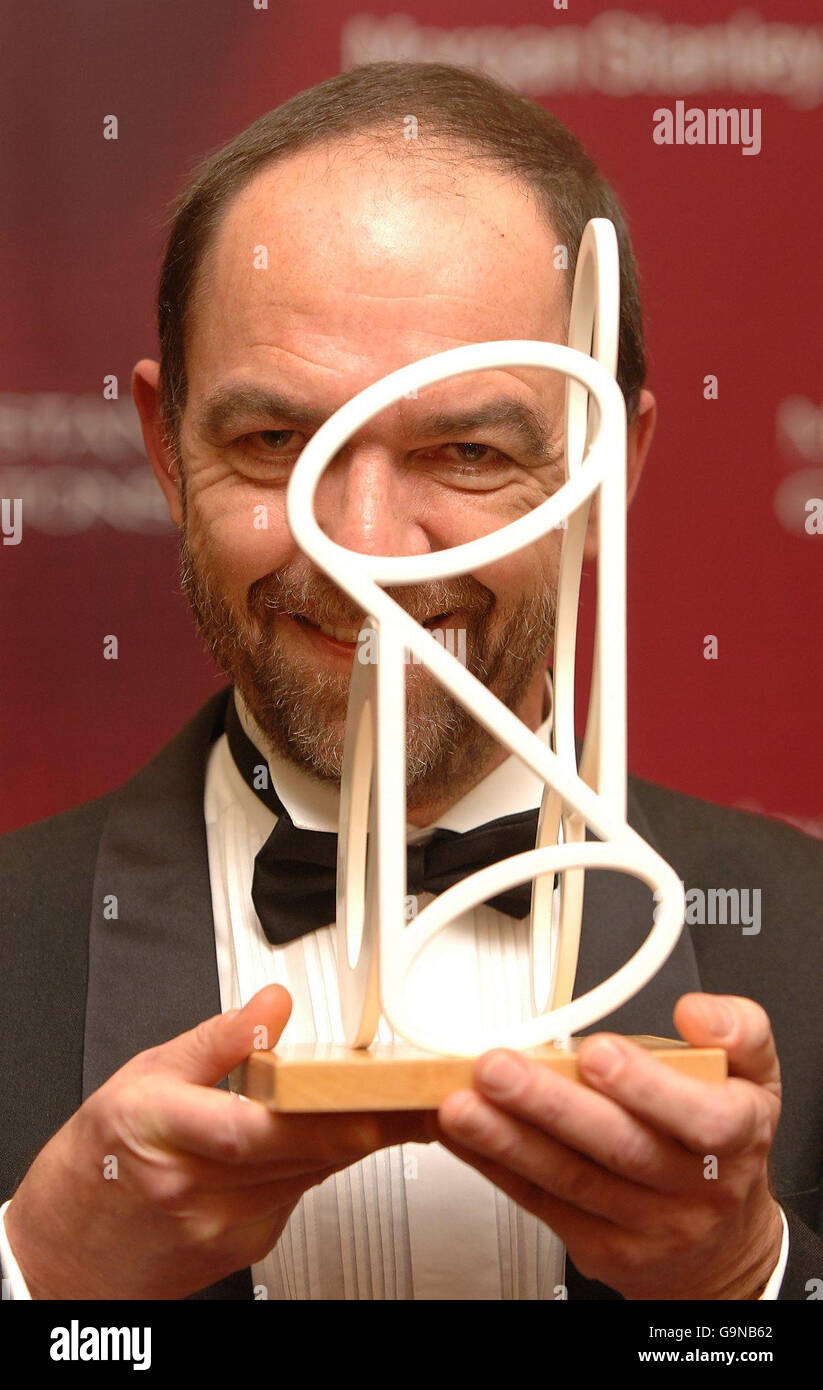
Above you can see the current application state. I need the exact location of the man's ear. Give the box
[583,388,656,561]
[132,358,184,527]
[625,388,656,508]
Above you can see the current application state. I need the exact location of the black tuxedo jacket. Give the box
[2,687,822,1300]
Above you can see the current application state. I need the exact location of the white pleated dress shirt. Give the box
[0,675,788,1299]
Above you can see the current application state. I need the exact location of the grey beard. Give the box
[179,526,556,804]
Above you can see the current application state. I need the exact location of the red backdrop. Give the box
[2,0,821,836]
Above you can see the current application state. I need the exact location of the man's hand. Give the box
[6,985,430,1300]
[431,993,784,1300]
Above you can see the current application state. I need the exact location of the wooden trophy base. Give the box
[239,1038,727,1112]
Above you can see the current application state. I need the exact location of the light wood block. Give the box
[239,1038,727,1112]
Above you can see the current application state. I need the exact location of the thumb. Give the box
[151,984,293,1086]
[673,992,781,1092]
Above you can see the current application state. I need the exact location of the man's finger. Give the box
[138,1080,432,1169]
[673,993,782,1096]
[575,1034,777,1157]
[145,984,293,1086]
[468,1050,699,1194]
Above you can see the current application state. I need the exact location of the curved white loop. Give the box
[381,840,685,1056]
[284,217,684,1056]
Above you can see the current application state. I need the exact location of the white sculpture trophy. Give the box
[242,219,727,1112]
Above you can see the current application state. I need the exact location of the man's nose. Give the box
[313,443,429,559]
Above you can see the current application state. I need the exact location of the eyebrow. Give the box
[415,400,554,459]
[195,384,557,460]
[195,386,327,441]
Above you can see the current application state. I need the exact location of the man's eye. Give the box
[246,429,303,452]
[424,442,508,468]
[412,441,517,491]
[230,430,305,476]
[449,443,493,464]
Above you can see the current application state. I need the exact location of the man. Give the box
[1,62,822,1302]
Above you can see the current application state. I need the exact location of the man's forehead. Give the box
[186,138,568,405]
[198,140,564,317]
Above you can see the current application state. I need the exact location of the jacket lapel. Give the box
[82,687,232,1099]
[574,780,703,1037]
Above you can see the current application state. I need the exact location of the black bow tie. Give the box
[225,695,539,946]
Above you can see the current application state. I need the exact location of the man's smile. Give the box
[286,610,460,661]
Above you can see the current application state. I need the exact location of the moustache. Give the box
[247,571,495,630]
